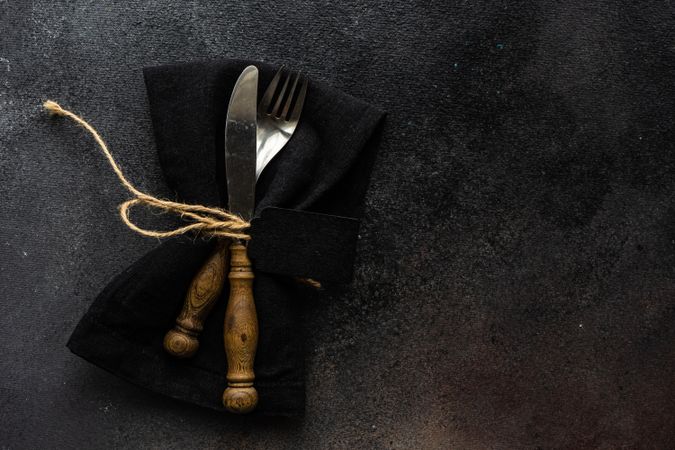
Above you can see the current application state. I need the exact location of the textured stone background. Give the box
[2,1,675,448]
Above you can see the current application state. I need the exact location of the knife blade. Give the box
[225,65,258,220]
[222,65,260,414]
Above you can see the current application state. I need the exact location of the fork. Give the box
[163,66,308,359]
[256,66,308,179]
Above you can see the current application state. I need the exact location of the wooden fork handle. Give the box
[163,240,229,358]
[222,242,259,413]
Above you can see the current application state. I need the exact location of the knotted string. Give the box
[43,100,251,241]
[44,100,322,289]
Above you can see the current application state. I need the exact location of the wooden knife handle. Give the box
[163,240,229,358]
[222,242,259,413]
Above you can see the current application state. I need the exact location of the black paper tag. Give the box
[248,207,360,283]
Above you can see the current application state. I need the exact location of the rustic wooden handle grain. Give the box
[163,241,228,358]
[222,242,259,413]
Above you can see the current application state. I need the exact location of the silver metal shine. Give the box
[224,65,258,222]
[256,67,308,179]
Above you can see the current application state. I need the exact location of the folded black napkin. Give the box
[67,60,385,416]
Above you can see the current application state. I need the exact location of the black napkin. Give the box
[67,60,385,416]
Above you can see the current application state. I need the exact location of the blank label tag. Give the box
[248,207,360,283]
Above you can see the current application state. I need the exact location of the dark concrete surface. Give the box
[2,1,675,448]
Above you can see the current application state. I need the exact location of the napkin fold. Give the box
[67,60,385,416]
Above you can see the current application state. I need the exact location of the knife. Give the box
[163,67,306,363]
[221,65,259,414]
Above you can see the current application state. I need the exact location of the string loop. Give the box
[43,100,251,241]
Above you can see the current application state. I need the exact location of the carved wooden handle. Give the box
[163,241,229,358]
[222,242,259,413]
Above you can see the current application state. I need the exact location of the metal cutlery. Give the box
[162,65,307,414]
[256,67,308,179]
[221,68,308,413]
[220,65,259,413]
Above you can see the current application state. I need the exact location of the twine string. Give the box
[43,100,251,240]
[44,100,322,289]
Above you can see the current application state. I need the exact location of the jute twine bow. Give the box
[44,100,322,290]
[43,100,251,241]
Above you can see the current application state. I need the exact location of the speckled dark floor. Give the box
[2,1,674,448]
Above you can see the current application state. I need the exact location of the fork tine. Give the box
[281,71,301,120]
[258,65,284,114]
[271,70,291,118]
[288,76,308,123]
